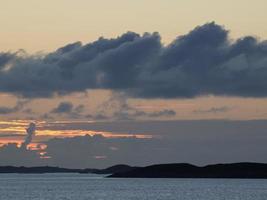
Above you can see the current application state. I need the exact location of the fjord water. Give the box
[0,173,267,200]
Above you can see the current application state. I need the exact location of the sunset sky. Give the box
[0,0,267,168]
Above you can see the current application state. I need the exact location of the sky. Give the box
[1,0,267,52]
[0,0,267,168]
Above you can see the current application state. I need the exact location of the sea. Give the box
[0,173,266,200]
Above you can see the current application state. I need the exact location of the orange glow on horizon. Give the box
[36,129,153,139]
[0,119,154,146]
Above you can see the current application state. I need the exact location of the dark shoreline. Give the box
[0,164,136,175]
[1,163,267,179]
[109,163,267,179]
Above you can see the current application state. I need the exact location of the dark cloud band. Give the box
[1,22,267,98]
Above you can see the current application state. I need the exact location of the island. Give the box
[108,163,267,178]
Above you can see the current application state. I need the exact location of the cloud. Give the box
[193,106,232,114]
[51,102,74,113]
[43,134,156,168]
[45,101,86,120]
[112,107,176,120]
[0,134,159,168]
[50,101,84,117]
[0,120,267,168]
[0,22,267,98]
[0,52,16,70]
[88,92,176,120]
[147,109,176,117]
[0,100,29,114]
[0,143,44,167]
[20,123,36,150]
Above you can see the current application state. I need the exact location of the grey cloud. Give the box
[0,100,29,114]
[88,93,176,120]
[20,123,36,150]
[43,134,156,168]
[0,134,158,168]
[0,143,44,167]
[50,102,85,119]
[147,109,176,117]
[51,102,74,113]
[0,23,267,98]
[113,108,176,120]
[0,52,16,69]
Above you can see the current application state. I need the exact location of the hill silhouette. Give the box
[108,163,267,178]
[1,163,267,178]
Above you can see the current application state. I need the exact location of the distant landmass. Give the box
[1,163,267,179]
[109,163,267,178]
[92,164,139,174]
[0,164,137,174]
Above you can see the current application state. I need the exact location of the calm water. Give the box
[0,173,267,200]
